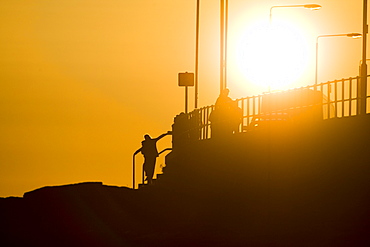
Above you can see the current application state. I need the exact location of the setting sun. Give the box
[236,19,309,91]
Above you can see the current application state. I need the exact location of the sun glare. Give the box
[236,20,309,92]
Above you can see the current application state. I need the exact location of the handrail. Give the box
[158,148,173,155]
[132,152,138,189]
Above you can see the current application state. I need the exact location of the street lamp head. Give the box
[304,4,322,10]
[347,33,362,38]
[270,3,322,24]
[315,32,362,85]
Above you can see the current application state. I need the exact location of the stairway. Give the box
[138,173,164,188]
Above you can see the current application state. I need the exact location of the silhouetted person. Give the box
[135,131,172,184]
[172,112,189,149]
[215,88,233,107]
[189,109,201,141]
[210,88,241,137]
[172,111,201,148]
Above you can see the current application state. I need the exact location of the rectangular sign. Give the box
[178,72,194,87]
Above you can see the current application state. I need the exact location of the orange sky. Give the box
[0,0,366,197]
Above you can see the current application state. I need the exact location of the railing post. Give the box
[335,82,338,117]
[341,78,345,117]
[357,77,362,115]
[132,153,136,189]
[349,78,353,116]
[360,74,368,115]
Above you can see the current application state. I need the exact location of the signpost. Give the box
[178,72,194,113]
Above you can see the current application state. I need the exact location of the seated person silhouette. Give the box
[135,131,171,184]
[215,88,233,106]
[210,88,241,137]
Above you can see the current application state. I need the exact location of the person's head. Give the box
[144,134,151,140]
[221,88,230,97]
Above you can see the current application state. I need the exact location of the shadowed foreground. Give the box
[1,116,370,247]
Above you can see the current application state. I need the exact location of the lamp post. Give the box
[195,0,200,109]
[315,33,362,85]
[269,4,321,24]
[360,0,368,115]
[220,0,228,94]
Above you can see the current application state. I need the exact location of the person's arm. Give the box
[134,148,142,155]
[154,131,172,141]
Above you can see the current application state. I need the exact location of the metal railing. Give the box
[174,76,369,141]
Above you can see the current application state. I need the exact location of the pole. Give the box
[361,0,368,115]
[185,86,189,114]
[220,0,225,93]
[269,7,273,25]
[315,38,319,85]
[195,0,200,109]
[132,154,135,189]
[225,0,228,90]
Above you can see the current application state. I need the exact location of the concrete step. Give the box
[138,174,164,188]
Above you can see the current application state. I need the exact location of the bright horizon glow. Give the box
[0,0,364,197]
[236,19,309,92]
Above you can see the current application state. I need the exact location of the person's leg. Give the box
[146,157,156,184]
